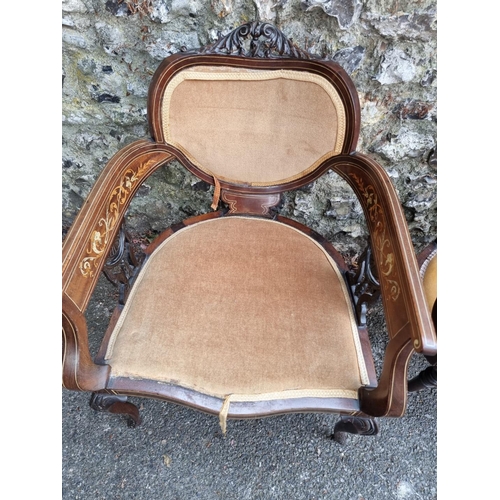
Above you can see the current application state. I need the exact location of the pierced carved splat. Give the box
[200,21,313,59]
[348,243,381,325]
[103,226,146,305]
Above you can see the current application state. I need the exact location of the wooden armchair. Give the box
[62,21,436,440]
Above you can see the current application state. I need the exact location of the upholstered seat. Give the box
[105,216,370,403]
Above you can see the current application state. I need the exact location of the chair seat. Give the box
[104,216,370,403]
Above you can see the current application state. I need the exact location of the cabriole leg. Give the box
[332,416,379,444]
[89,392,141,428]
[408,365,437,392]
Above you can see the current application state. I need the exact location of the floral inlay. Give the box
[80,159,155,278]
[349,173,400,301]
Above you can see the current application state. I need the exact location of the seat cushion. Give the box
[105,217,369,401]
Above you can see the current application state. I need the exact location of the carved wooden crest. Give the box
[200,21,313,59]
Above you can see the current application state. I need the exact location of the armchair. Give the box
[62,21,436,440]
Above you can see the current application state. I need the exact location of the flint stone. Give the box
[253,0,277,21]
[62,31,88,49]
[331,46,364,74]
[104,0,129,16]
[210,0,234,18]
[359,98,386,125]
[363,10,437,41]
[170,0,201,17]
[62,0,89,13]
[372,126,435,162]
[421,68,437,87]
[62,17,76,27]
[301,0,362,29]
[393,100,435,121]
[151,1,170,23]
[94,21,126,54]
[376,48,417,84]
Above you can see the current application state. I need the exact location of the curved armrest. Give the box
[330,153,436,416]
[62,139,174,391]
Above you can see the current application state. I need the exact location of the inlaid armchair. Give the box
[62,21,436,441]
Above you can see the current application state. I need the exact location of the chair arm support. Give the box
[330,153,436,355]
[329,153,436,417]
[359,328,414,417]
[62,293,110,391]
[62,139,175,390]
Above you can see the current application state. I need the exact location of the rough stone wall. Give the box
[62,0,437,256]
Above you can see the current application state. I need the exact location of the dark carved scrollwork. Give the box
[201,21,312,59]
[408,365,437,392]
[348,243,381,325]
[332,416,379,444]
[103,225,146,305]
[89,392,141,427]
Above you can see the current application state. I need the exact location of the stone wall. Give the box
[62,0,437,256]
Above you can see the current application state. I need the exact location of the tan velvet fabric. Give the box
[163,67,345,186]
[106,217,368,400]
[422,253,437,314]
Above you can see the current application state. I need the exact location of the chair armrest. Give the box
[330,152,436,416]
[62,139,174,391]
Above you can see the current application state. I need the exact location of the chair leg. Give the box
[332,415,379,444]
[408,365,437,392]
[89,392,141,428]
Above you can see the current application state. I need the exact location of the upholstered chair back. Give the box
[148,54,360,193]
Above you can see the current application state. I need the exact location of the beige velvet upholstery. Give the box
[162,66,346,186]
[105,217,369,403]
[421,252,437,314]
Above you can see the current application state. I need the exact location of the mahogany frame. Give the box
[62,22,436,427]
